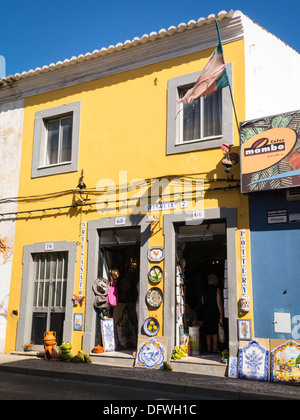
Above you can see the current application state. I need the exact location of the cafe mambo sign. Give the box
[240,111,300,193]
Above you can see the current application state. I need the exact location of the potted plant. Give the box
[23,341,34,352]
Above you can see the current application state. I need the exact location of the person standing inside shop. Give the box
[201,274,223,353]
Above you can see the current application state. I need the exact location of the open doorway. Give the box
[94,227,140,353]
[175,220,228,358]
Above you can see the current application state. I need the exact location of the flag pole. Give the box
[215,19,240,133]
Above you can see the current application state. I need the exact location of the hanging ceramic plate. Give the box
[146,287,163,308]
[143,317,160,336]
[148,265,163,284]
[147,247,164,262]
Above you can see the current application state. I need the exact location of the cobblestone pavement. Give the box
[0,353,300,400]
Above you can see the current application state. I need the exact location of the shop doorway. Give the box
[175,220,228,357]
[95,227,140,352]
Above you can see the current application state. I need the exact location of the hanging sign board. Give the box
[240,111,300,193]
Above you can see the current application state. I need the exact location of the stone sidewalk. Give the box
[0,353,299,400]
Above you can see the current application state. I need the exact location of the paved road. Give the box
[2,354,300,400]
[0,371,219,401]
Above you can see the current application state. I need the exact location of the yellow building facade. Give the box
[3,11,254,372]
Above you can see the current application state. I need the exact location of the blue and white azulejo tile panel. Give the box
[136,336,166,369]
[238,339,270,381]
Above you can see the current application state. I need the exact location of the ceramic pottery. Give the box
[146,287,163,308]
[44,331,56,346]
[240,294,250,313]
[148,266,163,284]
[143,317,160,336]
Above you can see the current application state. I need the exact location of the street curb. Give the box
[0,364,297,400]
[0,364,234,398]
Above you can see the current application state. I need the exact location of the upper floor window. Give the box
[166,64,233,155]
[45,115,72,166]
[31,101,81,178]
[178,88,222,143]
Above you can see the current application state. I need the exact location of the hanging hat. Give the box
[92,277,110,296]
[93,295,109,309]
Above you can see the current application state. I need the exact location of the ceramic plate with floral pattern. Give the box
[148,266,163,284]
[146,287,163,308]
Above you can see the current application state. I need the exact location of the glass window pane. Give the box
[115,228,140,244]
[38,282,44,307]
[51,281,55,307]
[34,282,38,306]
[61,117,72,162]
[100,230,117,245]
[182,99,201,141]
[55,281,62,307]
[44,281,49,307]
[34,257,39,280]
[178,222,226,238]
[46,120,59,165]
[63,257,68,279]
[45,259,51,279]
[31,313,47,344]
[52,258,57,279]
[203,91,222,137]
[62,281,67,306]
[39,258,45,280]
[57,257,63,279]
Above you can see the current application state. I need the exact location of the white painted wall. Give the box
[0,99,24,352]
[242,13,300,121]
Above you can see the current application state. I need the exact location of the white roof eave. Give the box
[0,10,236,86]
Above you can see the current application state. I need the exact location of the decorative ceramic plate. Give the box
[146,287,163,308]
[148,266,163,284]
[147,247,164,262]
[143,317,160,336]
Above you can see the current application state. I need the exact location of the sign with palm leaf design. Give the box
[240,111,300,193]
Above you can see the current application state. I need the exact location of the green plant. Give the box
[163,361,173,371]
[171,346,186,360]
[221,349,228,364]
[23,341,34,351]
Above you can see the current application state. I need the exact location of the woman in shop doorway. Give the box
[201,274,223,353]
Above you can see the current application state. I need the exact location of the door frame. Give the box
[163,207,238,358]
[82,215,150,353]
[16,241,77,351]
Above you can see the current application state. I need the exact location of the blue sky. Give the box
[1,0,299,77]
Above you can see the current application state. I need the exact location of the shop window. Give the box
[166,63,233,155]
[31,101,81,178]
